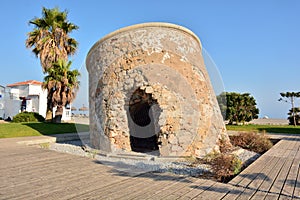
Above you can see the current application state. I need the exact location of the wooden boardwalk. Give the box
[1,134,300,199]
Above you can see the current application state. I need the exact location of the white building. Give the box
[0,85,5,119]
[3,80,71,121]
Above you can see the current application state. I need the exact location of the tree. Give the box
[217,92,259,125]
[279,92,300,126]
[43,59,80,123]
[26,7,78,72]
[287,108,300,125]
[26,7,79,120]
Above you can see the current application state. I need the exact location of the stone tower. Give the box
[86,22,229,157]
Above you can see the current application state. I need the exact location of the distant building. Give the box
[0,85,5,119]
[3,80,71,121]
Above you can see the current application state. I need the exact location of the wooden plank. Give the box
[236,156,281,199]
[279,150,300,199]
[229,138,287,187]
[145,176,201,200]
[0,150,113,185]
[18,165,135,200]
[247,156,281,190]
[0,155,79,185]
[250,190,268,200]
[264,192,281,199]
[2,136,300,200]
[191,182,232,199]
[28,176,130,200]
[175,179,216,200]
[290,145,300,199]
[127,174,201,200]
[176,182,218,200]
[249,159,287,199]
[69,173,184,200]
[87,172,188,200]
[293,164,300,199]
[123,173,186,200]
[265,146,298,199]
[227,138,297,199]
[3,160,124,199]
[250,144,295,199]
[236,155,278,188]
[0,149,72,170]
[223,156,281,200]
[90,173,162,199]
[229,155,273,187]
[156,178,207,200]
[278,195,293,200]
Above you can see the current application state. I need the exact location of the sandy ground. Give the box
[249,118,289,125]
[72,117,89,125]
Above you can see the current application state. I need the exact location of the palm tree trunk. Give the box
[45,98,53,122]
[54,105,63,123]
[45,109,53,122]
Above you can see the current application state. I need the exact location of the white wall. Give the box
[11,86,27,98]
[52,106,72,121]
[4,99,21,119]
[3,88,20,119]
[38,89,47,118]
[62,107,71,121]
[10,88,20,99]
[29,84,42,96]
[0,87,4,119]
[25,100,32,112]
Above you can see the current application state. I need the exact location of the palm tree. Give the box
[279,92,300,126]
[26,7,79,72]
[43,59,80,123]
[26,7,79,121]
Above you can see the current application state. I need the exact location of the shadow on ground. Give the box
[24,122,89,135]
[93,159,194,183]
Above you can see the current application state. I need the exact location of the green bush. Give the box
[12,112,45,123]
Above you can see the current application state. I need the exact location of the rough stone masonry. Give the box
[86,22,229,157]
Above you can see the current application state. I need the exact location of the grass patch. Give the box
[226,124,300,134]
[0,122,89,138]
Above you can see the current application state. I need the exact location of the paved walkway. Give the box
[1,134,300,199]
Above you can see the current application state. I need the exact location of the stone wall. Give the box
[86,22,229,157]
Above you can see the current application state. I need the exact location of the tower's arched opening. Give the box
[128,88,160,153]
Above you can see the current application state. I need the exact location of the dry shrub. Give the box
[218,135,234,154]
[210,153,242,182]
[230,132,273,154]
[197,136,241,182]
[195,133,273,182]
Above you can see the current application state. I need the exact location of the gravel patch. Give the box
[46,139,260,178]
[232,148,261,166]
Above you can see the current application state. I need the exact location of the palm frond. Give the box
[26,7,79,72]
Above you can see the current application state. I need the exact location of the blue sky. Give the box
[0,0,299,118]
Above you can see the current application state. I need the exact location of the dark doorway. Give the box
[128,88,160,153]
